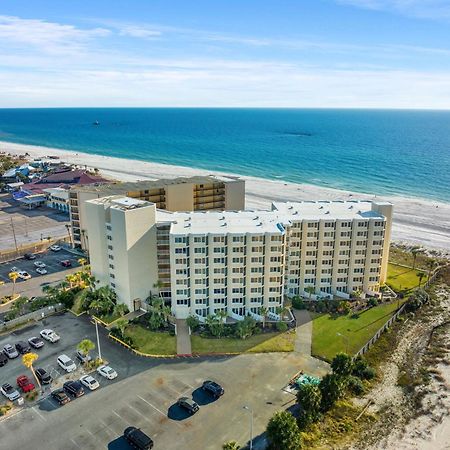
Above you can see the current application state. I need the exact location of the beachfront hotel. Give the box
[69,175,245,249]
[85,195,392,320]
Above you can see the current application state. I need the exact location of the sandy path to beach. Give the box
[2,140,449,252]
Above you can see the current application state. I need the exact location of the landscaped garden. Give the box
[311,300,405,362]
[386,262,427,293]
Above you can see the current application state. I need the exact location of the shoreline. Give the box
[1,140,449,253]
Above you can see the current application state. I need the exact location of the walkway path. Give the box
[293,309,313,356]
[176,319,192,355]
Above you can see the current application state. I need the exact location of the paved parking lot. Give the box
[0,194,69,251]
[0,313,329,449]
[0,248,80,285]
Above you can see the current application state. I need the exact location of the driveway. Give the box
[0,314,329,450]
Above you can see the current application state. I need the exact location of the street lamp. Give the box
[337,332,349,354]
[243,405,253,450]
[94,317,102,361]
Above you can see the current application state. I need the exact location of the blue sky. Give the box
[1,0,450,108]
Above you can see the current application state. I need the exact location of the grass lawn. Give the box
[124,324,177,355]
[97,312,122,325]
[386,263,427,293]
[311,301,404,362]
[191,330,295,354]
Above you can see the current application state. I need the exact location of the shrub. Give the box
[276,321,288,332]
[25,390,38,401]
[347,376,365,395]
[367,298,378,307]
[331,353,354,376]
[266,411,302,450]
[186,315,200,332]
[296,384,322,429]
[292,297,306,310]
[352,355,368,377]
[361,367,376,380]
[0,403,12,416]
[319,374,346,412]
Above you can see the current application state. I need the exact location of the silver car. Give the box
[3,344,19,359]
[1,383,20,401]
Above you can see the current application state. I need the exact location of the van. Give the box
[123,427,154,449]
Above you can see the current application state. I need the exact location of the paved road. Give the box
[0,314,329,450]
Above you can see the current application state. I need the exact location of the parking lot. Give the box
[0,248,80,285]
[0,313,329,449]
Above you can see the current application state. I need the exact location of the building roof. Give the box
[70,175,240,195]
[271,200,388,220]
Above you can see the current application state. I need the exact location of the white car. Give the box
[1,383,21,401]
[34,261,46,268]
[50,245,61,252]
[36,267,48,275]
[17,271,31,280]
[57,354,76,373]
[10,266,20,273]
[97,365,118,380]
[80,375,100,391]
[40,329,60,343]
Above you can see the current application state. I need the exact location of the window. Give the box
[109,273,115,279]
[213,278,225,284]
[177,269,188,275]
[214,288,226,294]
[175,237,187,243]
[232,247,244,253]
[252,236,264,242]
[194,236,206,243]
[232,236,244,243]
[213,257,226,264]
[108,255,114,260]
[213,236,225,243]
[175,258,187,264]
[194,268,206,275]
[194,247,206,254]
[194,257,207,264]
[109,264,114,269]
[108,245,113,250]
[175,248,187,254]
[107,235,112,241]
[214,247,226,253]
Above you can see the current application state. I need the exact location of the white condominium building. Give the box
[86,196,392,320]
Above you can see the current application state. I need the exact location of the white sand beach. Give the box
[2,140,450,253]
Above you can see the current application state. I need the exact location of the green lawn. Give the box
[98,312,122,325]
[124,324,177,355]
[191,330,295,354]
[386,263,427,293]
[311,301,404,362]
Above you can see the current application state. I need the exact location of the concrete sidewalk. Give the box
[176,318,192,355]
[293,309,313,356]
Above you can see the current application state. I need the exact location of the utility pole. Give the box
[10,218,18,254]
[243,405,253,450]
[95,318,102,362]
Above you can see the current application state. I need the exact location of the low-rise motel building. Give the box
[86,195,392,321]
[69,175,245,250]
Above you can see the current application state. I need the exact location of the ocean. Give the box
[0,108,449,202]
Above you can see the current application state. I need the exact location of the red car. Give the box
[60,260,72,267]
[17,375,35,393]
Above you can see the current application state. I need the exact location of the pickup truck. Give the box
[17,375,35,393]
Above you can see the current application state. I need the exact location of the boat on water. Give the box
[93,120,100,126]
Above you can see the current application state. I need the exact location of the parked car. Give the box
[17,375,35,393]
[80,375,100,391]
[76,350,92,365]
[51,389,70,405]
[3,344,19,359]
[1,383,21,401]
[35,267,48,275]
[63,380,85,398]
[57,354,76,373]
[40,329,60,343]
[24,253,36,260]
[124,427,154,450]
[33,261,46,268]
[17,271,31,280]
[10,266,20,272]
[28,336,44,349]
[97,365,117,380]
[50,245,61,252]
[35,367,52,385]
[60,260,72,267]
[0,353,8,367]
[201,380,224,398]
[15,341,31,354]
[177,397,199,414]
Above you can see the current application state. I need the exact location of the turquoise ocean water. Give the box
[0,108,449,202]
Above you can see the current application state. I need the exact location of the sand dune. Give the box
[2,140,449,253]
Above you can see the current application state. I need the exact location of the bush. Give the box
[367,298,378,307]
[186,315,200,332]
[361,367,376,380]
[25,390,38,401]
[292,297,306,310]
[276,321,288,332]
[347,376,365,395]
[0,403,12,416]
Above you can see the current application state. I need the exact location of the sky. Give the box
[1,0,450,108]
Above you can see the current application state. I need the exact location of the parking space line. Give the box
[137,395,167,418]
[32,406,47,422]
[70,438,81,448]
[100,419,120,437]
[112,409,131,425]
[127,403,155,424]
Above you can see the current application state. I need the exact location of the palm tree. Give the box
[411,247,422,269]
[305,286,315,299]
[417,271,425,287]
[78,257,87,268]
[113,303,129,318]
[77,339,95,359]
[223,441,241,450]
[259,306,269,328]
[65,273,77,289]
[65,224,73,247]
[22,352,41,391]
[114,318,128,337]
[8,271,19,298]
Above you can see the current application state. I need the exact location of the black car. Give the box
[0,352,7,367]
[202,380,224,397]
[35,367,52,385]
[177,397,199,414]
[15,341,31,354]
[124,427,154,450]
[63,380,85,398]
[23,253,36,260]
[28,337,44,349]
[51,389,70,405]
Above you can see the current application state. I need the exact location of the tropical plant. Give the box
[22,352,41,391]
[305,286,315,299]
[347,376,365,395]
[276,321,288,332]
[259,306,269,328]
[10,296,28,316]
[147,297,171,331]
[114,318,128,338]
[78,257,87,267]
[186,315,200,332]
[88,286,116,316]
[206,314,225,337]
[8,271,19,298]
[266,410,302,450]
[235,316,257,339]
[417,271,425,287]
[352,355,369,378]
[292,296,305,310]
[77,339,95,358]
[113,303,129,318]
[296,383,322,429]
[319,373,346,411]
[331,353,354,376]
[223,441,240,450]
[411,247,422,269]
